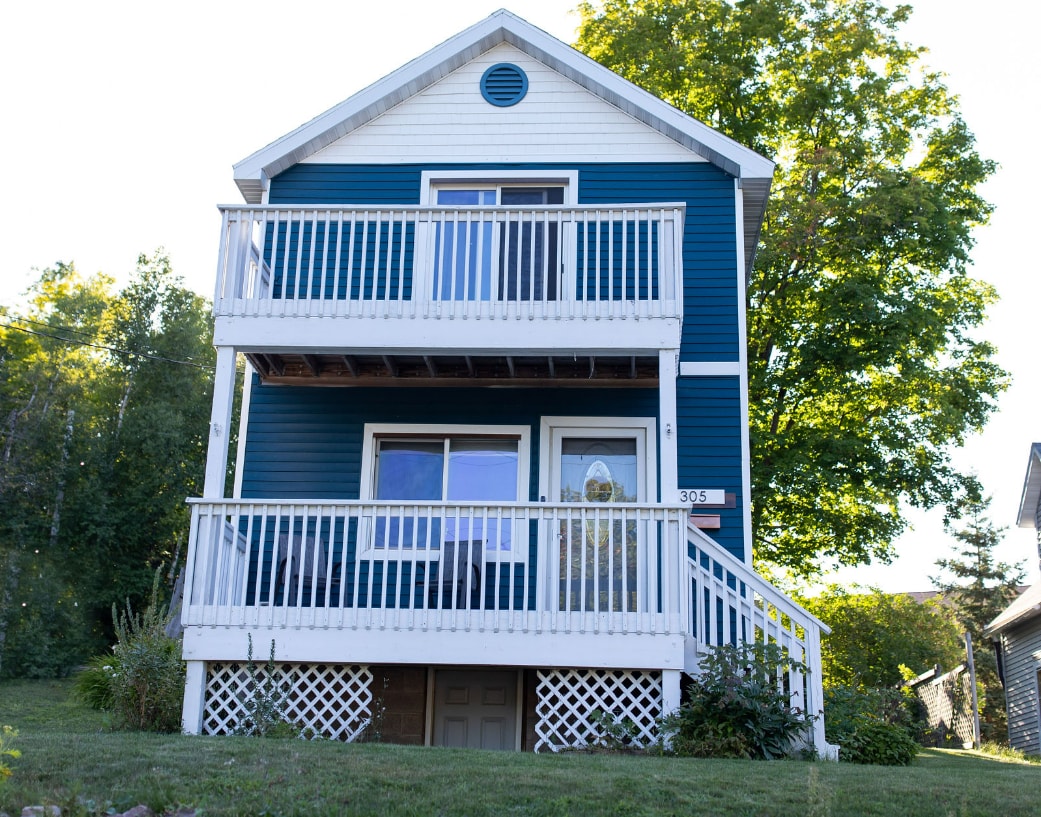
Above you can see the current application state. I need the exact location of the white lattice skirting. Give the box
[534,669,662,752]
[203,662,373,740]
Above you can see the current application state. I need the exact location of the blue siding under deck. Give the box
[241,381,659,499]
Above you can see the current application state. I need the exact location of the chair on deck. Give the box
[275,533,331,606]
[431,540,483,609]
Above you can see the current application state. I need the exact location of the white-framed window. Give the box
[420,171,578,303]
[360,424,531,555]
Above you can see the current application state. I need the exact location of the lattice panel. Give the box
[915,667,975,748]
[203,662,373,741]
[534,669,662,752]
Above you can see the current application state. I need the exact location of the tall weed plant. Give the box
[76,568,184,732]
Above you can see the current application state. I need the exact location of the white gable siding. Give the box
[303,44,701,165]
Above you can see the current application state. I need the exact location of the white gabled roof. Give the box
[232,9,775,274]
[1016,443,1041,528]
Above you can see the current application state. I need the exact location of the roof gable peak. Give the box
[232,9,773,205]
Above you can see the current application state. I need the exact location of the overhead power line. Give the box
[0,318,214,371]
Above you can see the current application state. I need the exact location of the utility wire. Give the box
[0,319,214,371]
[0,309,101,340]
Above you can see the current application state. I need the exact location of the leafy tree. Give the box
[576,0,1007,576]
[0,263,112,675]
[0,254,215,677]
[933,496,1024,741]
[801,586,962,689]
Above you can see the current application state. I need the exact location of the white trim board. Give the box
[678,362,742,377]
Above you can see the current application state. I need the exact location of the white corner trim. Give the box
[678,362,742,377]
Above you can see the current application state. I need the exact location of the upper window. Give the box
[430,184,566,303]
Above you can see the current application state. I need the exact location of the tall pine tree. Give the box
[933,496,1024,742]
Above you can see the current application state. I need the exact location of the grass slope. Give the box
[1,680,1039,816]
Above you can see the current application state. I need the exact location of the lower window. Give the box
[364,427,528,552]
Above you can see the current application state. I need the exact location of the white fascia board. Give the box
[1016,443,1041,528]
[232,9,774,202]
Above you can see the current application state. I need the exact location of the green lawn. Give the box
[1,679,1038,817]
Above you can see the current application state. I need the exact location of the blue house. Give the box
[180,9,827,753]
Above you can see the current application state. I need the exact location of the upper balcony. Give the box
[212,204,686,367]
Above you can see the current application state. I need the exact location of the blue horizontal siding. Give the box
[269,163,739,360]
[241,380,659,500]
[677,376,746,561]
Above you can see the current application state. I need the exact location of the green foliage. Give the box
[0,725,19,785]
[0,255,216,677]
[577,0,1006,576]
[109,569,184,732]
[839,719,919,766]
[587,708,641,751]
[661,643,813,759]
[823,685,924,744]
[232,636,298,738]
[801,587,962,688]
[73,653,118,711]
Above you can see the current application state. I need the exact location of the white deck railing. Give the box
[686,523,828,742]
[213,204,685,322]
[182,499,689,635]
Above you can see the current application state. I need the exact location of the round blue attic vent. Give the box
[480,63,528,107]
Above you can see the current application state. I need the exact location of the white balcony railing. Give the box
[182,499,689,634]
[213,204,685,322]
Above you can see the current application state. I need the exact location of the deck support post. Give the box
[203,346,237,498]
[182,660,207,734]
[661,668,681,717]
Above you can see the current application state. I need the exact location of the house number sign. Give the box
[679,489,725,505]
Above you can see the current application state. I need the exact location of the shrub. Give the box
[661,643,814,759]
[823,685,924,743]
[823,684,922,764]
[108,569,185,732]
[74,653,119,711]
[839,719,918,765]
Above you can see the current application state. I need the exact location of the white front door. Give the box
[544,419,656,613]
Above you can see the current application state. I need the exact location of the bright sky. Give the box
[2,1,1038,592]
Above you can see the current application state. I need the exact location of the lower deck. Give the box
[180,500,828,751]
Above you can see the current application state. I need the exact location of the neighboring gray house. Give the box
[984,443,1041,755]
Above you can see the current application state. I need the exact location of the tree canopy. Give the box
[0,254,215,677]
[801,586,963,688]
[577,0,1007,576]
